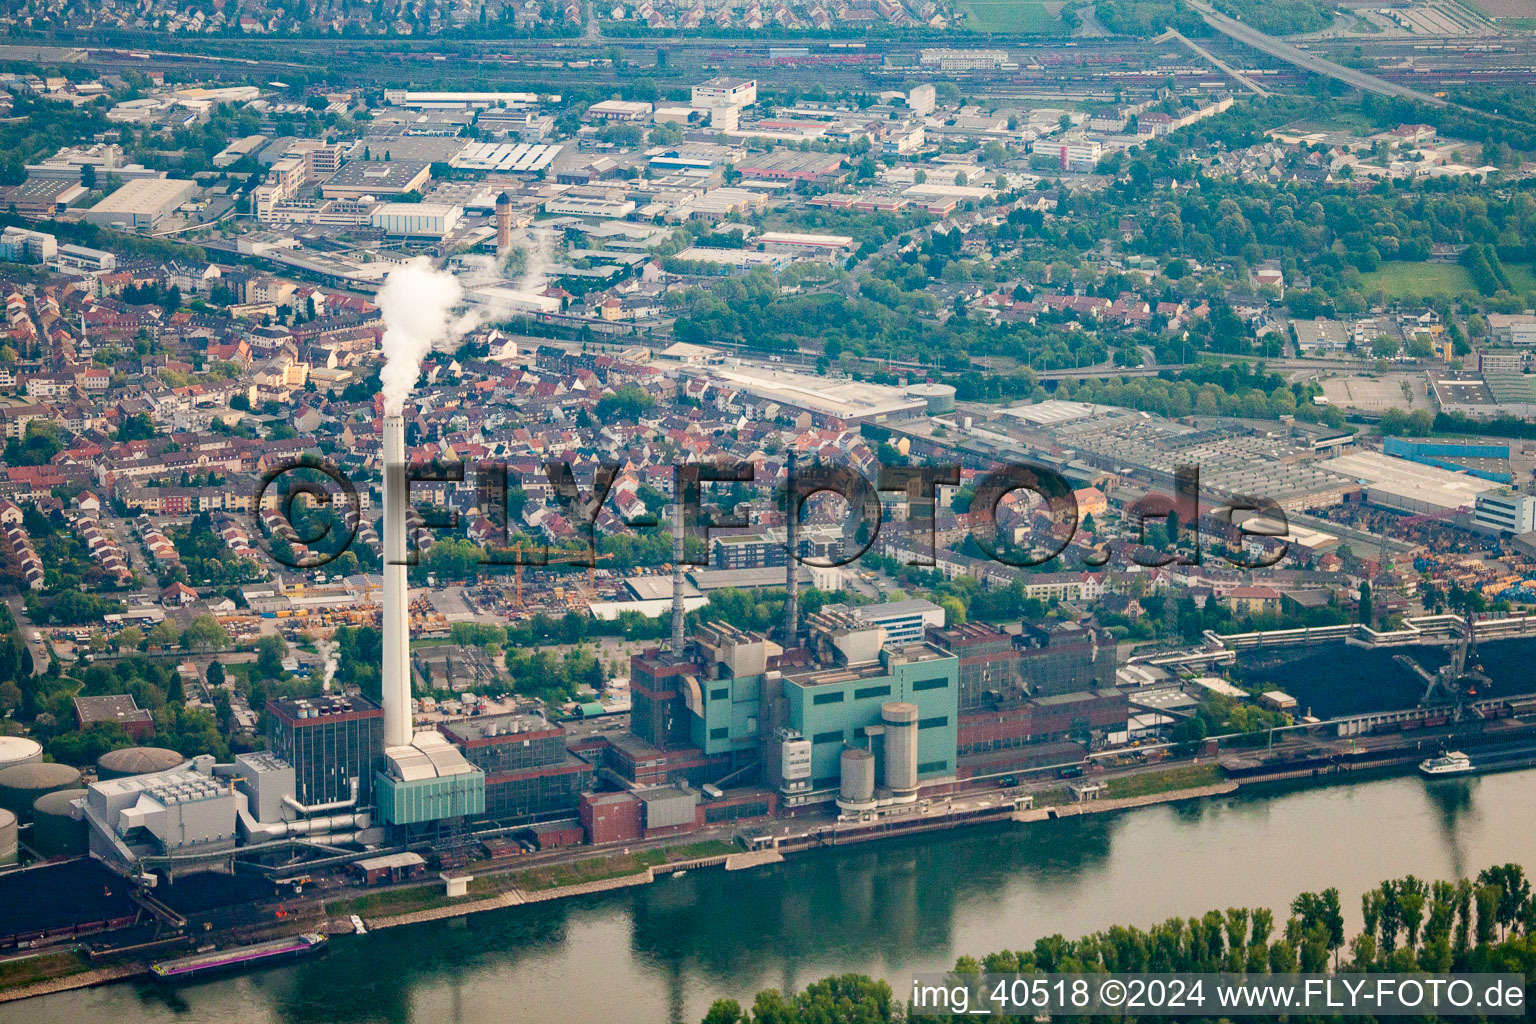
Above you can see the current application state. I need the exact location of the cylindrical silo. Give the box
[0,807,16,866]
[880,701,919,799]
[0,736,43,772]
[906,382,957,415]
[97,746,185,780]
[838,746,876,809]
[0,763,82,822]
[31,789,87,858]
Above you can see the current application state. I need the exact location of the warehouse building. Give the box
[370,203,463,238]
[3,177,88,218]
[543,196,636,219]
[697,364,927,425]
[692,76,757,109]
[320,159,431,199]
[1319,449,1490,515]
[82,178,197,229]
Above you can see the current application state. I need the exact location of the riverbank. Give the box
[0,762,1274,1004]
[7,742,1535,1007]
[11,761,1536,1024]
[0,953,145,1005]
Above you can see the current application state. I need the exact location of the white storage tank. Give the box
[0,736,43,773]
[880,701,920,798]
[0,807,15,865]
[906,382,957,415]
[838,746,876,808]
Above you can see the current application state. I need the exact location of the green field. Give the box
[955,0,1067,32]
[1359,262,1475,301]
[1359,261,1536,301]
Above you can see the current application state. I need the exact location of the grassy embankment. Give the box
[1100,763,1224,799]
[0,951,95,991]
[326,839,740,917]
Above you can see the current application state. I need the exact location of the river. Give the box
[11,767,1536,1024]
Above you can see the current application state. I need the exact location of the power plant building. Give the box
[782,633,958,791]
[80,766,239,870]
[441,713,593,822]
[1017,621,1106,697]
[266,695,384,808]
[374,732,485,827]
[685,623,771,757]
[929,622,1022,711]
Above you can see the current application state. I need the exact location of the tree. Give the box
[5,420,63,467]
[255,633,288,679]
[181,614,229,652]
[1477,864,1531,939]
[700,1000,746,1024]
[116,412,157,442]
[1358,582,1373,627]
[937,594,967,627]
[206,660,225,687]
[147,620,181,650]
[117,626,143,652]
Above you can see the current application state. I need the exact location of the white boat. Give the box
[1419,751,1473,776]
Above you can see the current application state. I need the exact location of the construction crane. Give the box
[508,540,613,608]
[1376,504,1470,573]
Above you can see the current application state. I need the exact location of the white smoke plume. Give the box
[516,227,552,296]
[377,257,467,416]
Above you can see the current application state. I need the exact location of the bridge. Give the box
[1160,29,1271,96]
[1187,0,1447,106]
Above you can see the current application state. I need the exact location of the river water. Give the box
[11,767,1536,1024]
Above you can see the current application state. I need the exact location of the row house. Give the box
[3,522,43,590]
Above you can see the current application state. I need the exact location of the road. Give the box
[1187,0,1447,105]
[2,591,49,675]
[1161,28,1270,96]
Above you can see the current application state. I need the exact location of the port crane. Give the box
[1396,611,1490,719]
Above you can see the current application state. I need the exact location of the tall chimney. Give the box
[495,192,512,257]
[382,414,413,749]
[671,500,686,659]
[784,447,799,648]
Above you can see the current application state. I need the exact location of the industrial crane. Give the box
[1375,504,1470,573]
[506,540,613,608]
[1397,611,1490,719]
